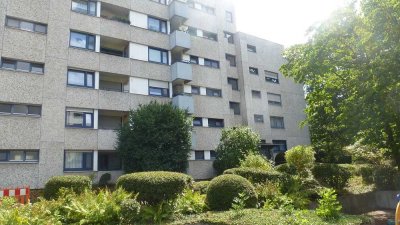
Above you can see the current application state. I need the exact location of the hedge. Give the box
[206,174,257,211]
[312,163,351,191]
[223,167,284,184]
[193,181,210,194]
[44,175,92,200]
[116,171,193,204]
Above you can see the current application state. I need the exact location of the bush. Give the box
[44,175,92,200]
[174,189,206,215]
[213,127,260,174]
[224,167,284,184]
[373,165,400,190]
[345,140,386,164]
[193,181,210,194]
[285,146,315,176]
[98,173,112,187]
[120,198,141,224]
[206,174,257,211]
[316,188,342,219]
[312,164,351,191]
[275,163,297,175]
[240,152,274,171]
[116,171,193,204]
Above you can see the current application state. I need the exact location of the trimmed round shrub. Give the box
[116,171,193,204]
[120,198,141,224]
[193,181,210,194]
[285,145,315,175]
[44,175,92,200]
[312,163,351,191]
[223,167,284,184]
[275,163,297,175]
[206,174,257,211]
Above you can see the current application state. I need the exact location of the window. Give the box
[149,86,169,97]
[208,118,224,128]
[272,140,287,152]
[224,31,234,44]
[267,93,282,106]
[187,1,215,15]
[71,0,97,16]
[270,116,285,129]
[247,45,257,53]
[226,11,233,22]
[6,17,47,34]
[203,31,218,41]
[64,151,93,171]
[187,27,197,36]
[225,54,236,67]
[148,47,168,64]
[1,58,44,74]
[254,114,264,123]
[0,150,39,162]
[193,117,203,126]
[249,67,259,75]
[195,151,205,160]
[67,70,94,88]
[265,71,279,84]
[190,55,199,64]
[191,86,200,95]
[98,115,122,130]
[98,152,122,171]
[148,17,167,33]
[204,58,219,69]
[203,6,215,15]
[227,78,239,91]
[70,31,95,50]
[206,88,222,97]
[210,150,217,160]
[252,90,261,98]
[66,109,94,128]
[0,103,41,116]
[150,0,166,5]
[229,102,240,115]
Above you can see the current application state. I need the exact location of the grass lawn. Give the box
[169,209,373,225]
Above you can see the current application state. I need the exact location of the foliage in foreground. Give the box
[170,209,372,225]
[316,188,342,220]
[116,101,192,173]
[285,145,315,176]
[44,175,92,200]
[213,127,260,174]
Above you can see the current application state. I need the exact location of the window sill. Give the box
[0,67,44,75]
[65,126,96,130]
[4,26,47,35]
[0,113,41,118]
[0,161,39,164]
[67,84,95,89]
[131,25,170,36]
[69,46,96,53]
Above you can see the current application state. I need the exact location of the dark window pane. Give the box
[210,151,216,160]
[89,2,97,16]
[12,105,28,114]
[98,152,122,171]
[87,35,95,50]
[191,86,200,95]
[195,151,205,160]
[254,114,264,123]
[193,117,202,126]
[0,151,7,161]
[9,151,24,161]
[2,59,16,70]
[70,32,88,49]
[68,71,85,86]
[249,67,259,75]
[16,61,30,72]
[190,55,199,64]
[270,117,285,129]
[229,102,240,115]
[31,64,44,74]
[252,90,261,98]
[247,45,257,53]
[28,106,41,115]
[208,119,224,128]
[148,17,160,32]
[0,104,12,113]
[25,151,39,161]
[6,18,20,28]
[227,78,239,90]
[84,152,93,169]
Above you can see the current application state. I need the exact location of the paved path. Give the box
[366,210,395,225]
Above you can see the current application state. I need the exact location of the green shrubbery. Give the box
[193,181,210,194]
[44,175,92,200]
[275,163,297,175]
[316,188,342,219]
[206,174,257,211]
[239,152,274,171]
[285,146,315,176]
[312,163,351,191]
[116,171,193,204]
[223,167,284,184]
[373,165,400,190]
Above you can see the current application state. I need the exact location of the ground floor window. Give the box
[98,152,122,171]
[0,150,39,162]
[64,151,93,171]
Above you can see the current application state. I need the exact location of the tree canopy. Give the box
[116,101,192,173]
[280,0,400,165]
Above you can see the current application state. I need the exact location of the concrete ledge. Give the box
[339,191,398,214]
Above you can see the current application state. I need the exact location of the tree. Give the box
[280,0,400,167]
[116,101,192,173]
[213,127,260,174]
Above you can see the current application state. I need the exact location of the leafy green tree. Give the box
[281,0,400,167]
[116,101,192,173]
[213,127,260,174]
[285,145,315,176]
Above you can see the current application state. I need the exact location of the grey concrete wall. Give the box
[339,191,399,214]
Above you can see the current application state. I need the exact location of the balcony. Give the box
[170,30,191,53]
[99,72,129,93]
[98,110,128,130]
[169,0,189,29]
[100,2,130,24]
[100,36,129,58]
[171,62,192,83]
[172,94,194,114]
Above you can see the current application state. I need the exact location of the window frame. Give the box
[225,54,236,67]
[254,114,264,123]
[147,16,168,33]
[64,150,93,171]
[208,118,224,128]
[267,93,282,106]
[148,86,169,97]
[204,58,219,69]
[98,151,122,171]
[227,78,239,91]
[251,90,261,98]
[270,116,285,129]
[148,47,169,64]
[71,0,97,16]
[210,150,217,160]
[193,117,203,126]
[5,16,47,34]
[229,102,240,115]
[226,11,233,23]
[249,67,259,75]
[67,69,95,88]
[206,88,222,97]
[69,31,96,51]
[1,58,44,74]
[247,44,257,53]
[190,55,199,64]
[265,70,280,84]
[224,31,234,44]
[65,110,94,128]
[0,150,39,163]
[272,140,287,152]
[194,151,205,160]
[191,86,200,95]
[0,103,41,116]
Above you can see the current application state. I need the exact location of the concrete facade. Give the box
[0,0,309,188]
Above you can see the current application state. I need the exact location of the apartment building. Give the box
[0,0,310,188]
